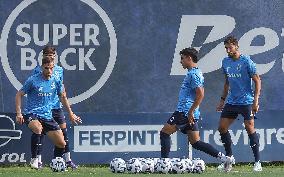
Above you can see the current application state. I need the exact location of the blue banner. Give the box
[1,111,284,164]
[0,0,284,164]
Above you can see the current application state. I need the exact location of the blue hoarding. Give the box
[0,0,284,164]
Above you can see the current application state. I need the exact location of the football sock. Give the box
[37,134,44,161]
[31,133,41,158]
[65,152,71,162]
[160,131,171,158]
[220,131,233,156]
[191,141,219,157]
[61,128,70,153]
[54,146,65,158]
[37,155,42,163]
[249,132,260,162]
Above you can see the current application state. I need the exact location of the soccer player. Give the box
[159,47,232,170]
[15,56,68,169]
[216,36,262,172]
[30,46,81,169]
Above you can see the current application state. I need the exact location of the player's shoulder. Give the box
[187,68,203,78]
[31,65,41,75]
[26,72,41,83]
[54,65,63,71]
[222,56,231,65]
[240,54,254,64]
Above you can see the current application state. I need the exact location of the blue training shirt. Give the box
[222,54,257,105]
[21,73,63,120]
[32,65,63,109]
[176,67,204,119]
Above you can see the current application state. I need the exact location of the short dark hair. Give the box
[42,55,54,65]
[179,47,199,63]
[224,36,238,46]
[42,45,56,55]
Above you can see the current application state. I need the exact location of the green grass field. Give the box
[0,164,284,177]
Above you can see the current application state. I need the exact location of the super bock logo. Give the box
[0,0,117,105]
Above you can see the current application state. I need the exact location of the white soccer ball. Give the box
[171,158,186,174]
[50,157,66,172]
[155,158,172,174]
[140,158,154,173]
[126,158,142,173]
[192,158,206,173]
[109,158,126,173]
[183,158,194,173]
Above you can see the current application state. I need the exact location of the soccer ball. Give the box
[50,157,66,172]
[126,158,142,173]
[183,158,194,173]
[140,158,155,173]
[155,158,172,174]
[171,158,186,174]
[192,158,206,173]
[109,158,126,173]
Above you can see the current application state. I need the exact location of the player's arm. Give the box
[59,87,82,125]
[216,75,229,111]
[15,90,25,124]
[188,86,204,125]
[252,74,261,113]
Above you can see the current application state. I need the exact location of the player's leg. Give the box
[218,118,235,156]
[186,123,228,162]
[37,133,44,168]
[52,108,77,169]
[218,104,237,157]
[43,119,66,158]
[24,115,43,169]
[242,106,262,171]
[47,130,66,157]
[160,112,179,158]
[217,104,237,172]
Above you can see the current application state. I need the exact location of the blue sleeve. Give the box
[60,67,64,82]
[56,79,64,95]
[247,57,257,77]
[190,72,204,89]
[221,59,227,74]
[20,77,33,94]
[31,66,41,76]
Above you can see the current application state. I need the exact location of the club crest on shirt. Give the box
[237,64,242,71]
[51,82,56,89]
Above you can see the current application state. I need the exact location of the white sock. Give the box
[37,155,42,163]
[65,152,71,162]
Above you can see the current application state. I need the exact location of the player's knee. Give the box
[28,121,43,134]
[31,126,42,134]
[160,131,170,138]
[218,124,229,133]
[244,124,255,134]
[56,140,66,148]
[59,123,67,129]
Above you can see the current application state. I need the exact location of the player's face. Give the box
[225,43,239,58]
[42,62,54,79]
[180,55,189,69]
[180,55,192,69]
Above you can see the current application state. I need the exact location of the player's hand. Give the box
[69,113,82,125]
[216,100,225,112]
[188,112,195,125]
[16,114,24,125]
[252,102,259,114]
